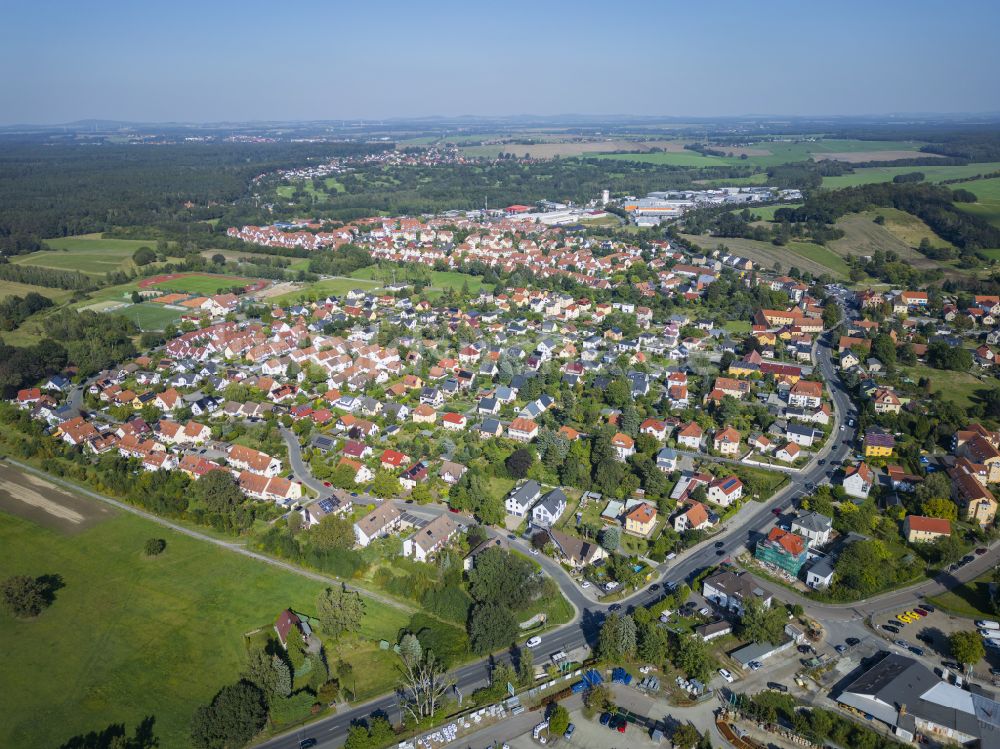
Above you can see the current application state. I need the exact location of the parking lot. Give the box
[871,601,996,672]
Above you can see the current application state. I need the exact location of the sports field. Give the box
[0,488,410,748]
[821,162,1000,189]
[113,303,184,330]
[12,235,161,277]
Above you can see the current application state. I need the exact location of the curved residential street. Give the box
[256,324,1000,749]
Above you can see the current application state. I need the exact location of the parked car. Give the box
[600,713,612,726]
[564,724,575,740]
[884,625,900,634]
[767,682,789,693]
[525,636,541,648]
[845,637,860,646]
[835,644,847,654]
[718,668,734,683]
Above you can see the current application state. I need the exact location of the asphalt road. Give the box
[258,319,1000,749]
[258,330,867,749]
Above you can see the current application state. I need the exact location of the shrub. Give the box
[144,538,167,556]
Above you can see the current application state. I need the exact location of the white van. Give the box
[976,620,1000,630]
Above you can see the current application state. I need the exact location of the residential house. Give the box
[755,527,808,577]
[505,480,542,517]
[677,421,703,450]
[403,514,460,562]
[713,426,740,455]
[547,527,607,570]
[674,501,712,532]
[611,432,635,461]
[791,511,833,546]
[354,503,404,547]
[788,379,823,409]
[904,515,952,544]
[624,502,658,536]
[702,570,772,615]
[531,488,568,528]
[843,463,874,500]
[707,476,743,507]
[508,417,539,443]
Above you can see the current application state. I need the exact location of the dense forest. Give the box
[0,139,389,254]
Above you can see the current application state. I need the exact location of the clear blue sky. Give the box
[3,0,998,124]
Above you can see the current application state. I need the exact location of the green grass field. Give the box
[682,234,849,278]
[113,303,184,330]
[898,364,987,410]
[0,509,410,748]
[749,204,802,221]
[0,279,76,304]
[12,235,162,277]
[598,139,927,170]
[955,177,1000,230]
[150,274,254,296]
[821,162,1000,190]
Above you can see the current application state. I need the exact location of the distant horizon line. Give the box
[4,110,1000,130]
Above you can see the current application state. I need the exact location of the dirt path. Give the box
[0,457,415,612]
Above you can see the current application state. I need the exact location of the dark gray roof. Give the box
[792,511,833,533]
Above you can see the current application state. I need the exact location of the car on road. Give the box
[648,583,660,592]
[609,604,622,612]
[715,541,725,547]
[772,508,782,516]
[507,534,516,540]
[530,547,539,555]
[581,581,591,589]
[977,547,988,555]
[564,724,575,740]
[767,682,789,693]
[818,459,826,465]
[943,660,962,671]
[322,481,332,487]
[525,636,542,648]
[299,740,318,749]
[846,637,860,646]
[910,646,925,656]
[718,668,735,683]
[716,549,726,556]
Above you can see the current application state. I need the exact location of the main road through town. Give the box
[259,319,997,749]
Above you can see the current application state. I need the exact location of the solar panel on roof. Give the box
[318,498,335,513]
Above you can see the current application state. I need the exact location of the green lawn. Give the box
[926,571,996,618]
[723,320,752,334]
[112,303,184,331]
[0,509,408,748]
[150,273,254,296]
[749,204,802,221]
[11,235,165,277]
[681,234,849,279]
[898,364,987,410]
[821,162,1000,190]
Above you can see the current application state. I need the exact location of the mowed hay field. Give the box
[821,162,1000,189]
[956,177,1000,229]
[461,139,689,159]
[599,139,928,169]
[680,234,849,278]
[0,502,410,748]
[12,235,160,277]
[826,210,965,278]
